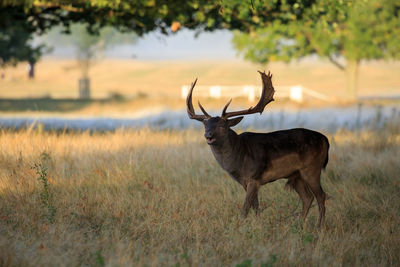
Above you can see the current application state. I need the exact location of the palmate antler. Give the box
[187,71,275,121]
[221,70,275,119]
[186,78,211,121]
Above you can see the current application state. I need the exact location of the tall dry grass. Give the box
[0,128,399,266]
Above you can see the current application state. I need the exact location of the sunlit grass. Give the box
[0,128,399,266]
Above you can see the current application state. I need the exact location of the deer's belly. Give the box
[260,153,301,183]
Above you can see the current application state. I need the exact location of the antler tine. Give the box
[186,78,197,116]
[221,70,275,119]
[198,101,211,117]
[186,78,211,121]
[221,98,232,118]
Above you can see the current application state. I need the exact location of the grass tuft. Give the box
[33,151,56,224]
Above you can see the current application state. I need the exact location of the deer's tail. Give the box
[323,137,330,170]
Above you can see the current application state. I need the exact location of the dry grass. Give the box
[0,128,400,266]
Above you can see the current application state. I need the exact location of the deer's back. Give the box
[240,128,328,154]
[239,128,329,182]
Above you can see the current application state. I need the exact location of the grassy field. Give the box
[1,58,399,265]
[1,126,399,266]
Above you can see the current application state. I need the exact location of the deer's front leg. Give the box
[241,181,260,218]
[241,184,259,214]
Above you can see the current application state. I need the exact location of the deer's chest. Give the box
[211,148,257,185]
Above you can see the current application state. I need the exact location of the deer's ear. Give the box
[201,118,209,124]
[227,116,243,127]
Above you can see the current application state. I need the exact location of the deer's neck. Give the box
[210,129,244,181]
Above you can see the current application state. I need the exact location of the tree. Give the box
[224,0,400,99]
[0,1,222,67]
[0,1,221,81]
[44,23,138,98]
[4,1,399,99]
[0,7,48,77]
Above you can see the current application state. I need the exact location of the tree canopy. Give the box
[0,1,224,35]
[0,7,47,67]
[2,1,400,98]
[227,0,400,97]
[0,0,315,64]
[0,1,223,67]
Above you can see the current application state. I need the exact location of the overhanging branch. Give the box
[328,55,345,71]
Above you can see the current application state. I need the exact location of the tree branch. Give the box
[328,55,345,71]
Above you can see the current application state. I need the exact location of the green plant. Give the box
[95,250,105,267]
[261,254,278,267]
[236,259,252,267]
[33,151,56,223]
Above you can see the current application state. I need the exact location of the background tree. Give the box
[3,0,399,99]
[224,0,400,99]
[44,24,138,98]
[0,7,48,78]
[0,1,222,66]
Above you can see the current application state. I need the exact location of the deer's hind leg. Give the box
[295,178,314,220]
[287,172,314,220]
[300,168,326,228]
[251,193,260,215]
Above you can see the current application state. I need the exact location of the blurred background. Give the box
[1,0,399,132]
[1,2,400,266]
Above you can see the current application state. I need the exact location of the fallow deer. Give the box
[186,71,329,227]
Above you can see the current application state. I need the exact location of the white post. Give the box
[243,85,255,101]
[209,86,221,99]
[181,85,189,99]
[290,85,303,102]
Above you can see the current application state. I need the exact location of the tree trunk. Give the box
[345,59,359,100]
[78,58,91,99]
[28,61,35,79]
[79,77,91,99]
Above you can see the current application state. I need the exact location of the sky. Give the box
[46,29,238,60]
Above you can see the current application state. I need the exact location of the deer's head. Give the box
[201,116,244,145]
[187,71,275,146]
